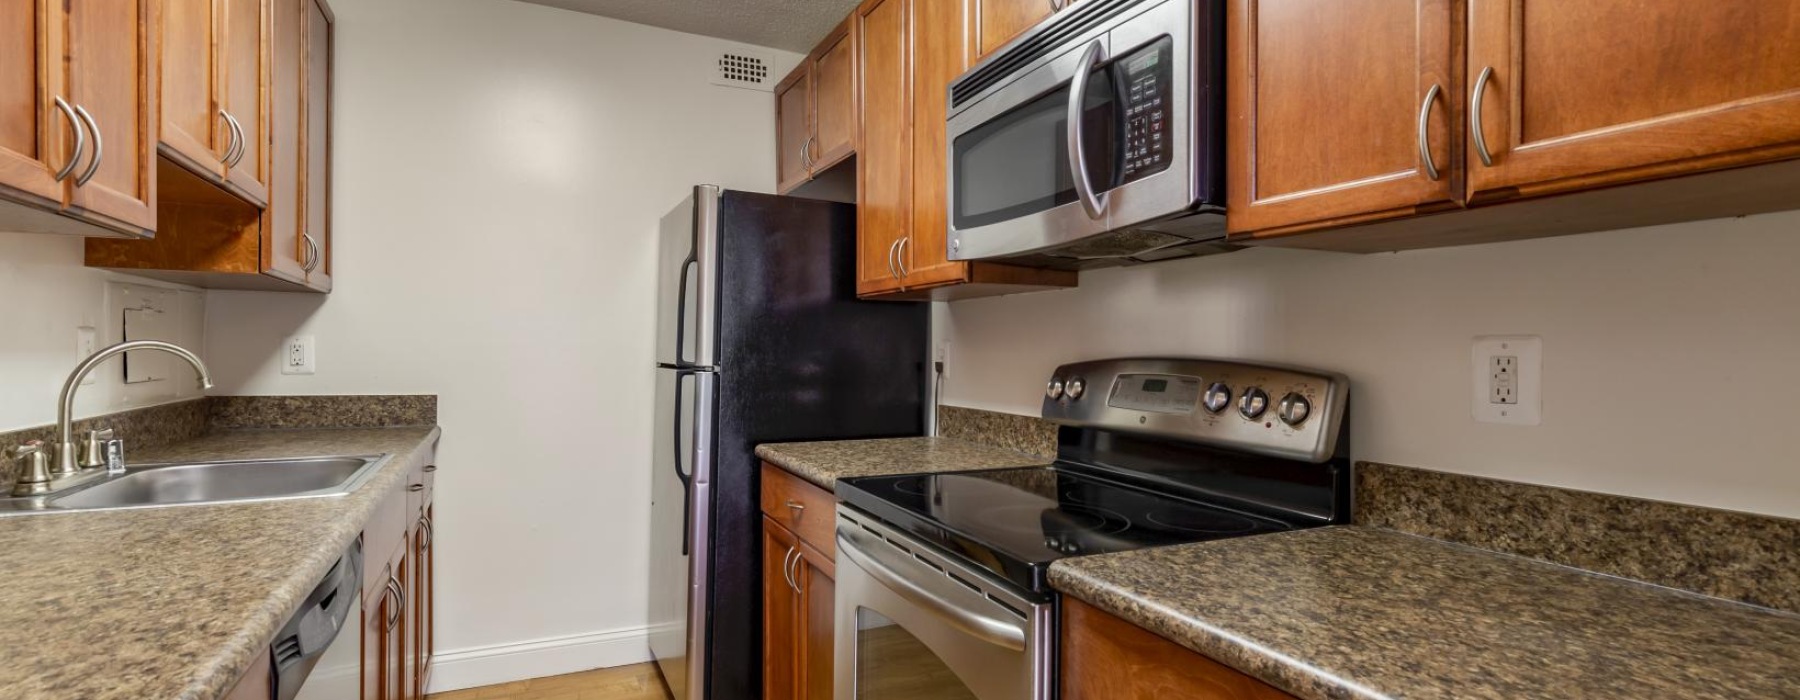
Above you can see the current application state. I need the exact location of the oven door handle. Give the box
[837,531,1028,652]
[1067,39,1110,221]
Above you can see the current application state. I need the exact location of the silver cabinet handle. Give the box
[52,97,84,182]
[780,546,799,593]
[1417,83,1442,181]
[231,113,247,166]
[788,547,805,594]
[222,110,246,167]
[302,233,321,273]
[73,104,102,187]
[896,237,911,278]
[384,577,403,631]
[421,515,434,551]
[784,500,806,518]
[1471,66,1495,167]
[1066,40,1109,220]
[219,109,239,166]
[802,135,816,169]
[885,239,901,280]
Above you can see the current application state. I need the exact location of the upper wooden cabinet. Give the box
[87,0,333,293]
[973,0,1080,61]
[160,0,271,206]
[1227,0,1460,235]
[0,0,157,238]
[854,0,912,297]
[777,18,857,195]
[1463,0,1800,201]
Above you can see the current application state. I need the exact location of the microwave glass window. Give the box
[953,69,1115,230]
[855,609,979,699]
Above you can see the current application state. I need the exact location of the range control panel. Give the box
[1117,36,1175,183]
[1042,358,1348,463]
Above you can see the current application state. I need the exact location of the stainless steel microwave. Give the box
[946,0,1229,270]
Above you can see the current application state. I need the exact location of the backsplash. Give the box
[0,396,439,493]
[1356,462,1800,614]
[937,405,1058,459]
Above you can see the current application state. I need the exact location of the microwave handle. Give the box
[1067,39,1110,220]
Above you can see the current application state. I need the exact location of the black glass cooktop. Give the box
[836,465,1309,595]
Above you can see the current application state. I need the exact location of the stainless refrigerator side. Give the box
[655,186,720,369]
[649,367,716,700]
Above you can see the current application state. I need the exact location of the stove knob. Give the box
[1203,382,1232,413]
[1278,393,1312,426]
[1046,378,1065,400]
[1238,387,1270,419]
[1065,376,1087,400]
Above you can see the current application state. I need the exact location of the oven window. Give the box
[952,68,1116,230]
[855,609,979,699]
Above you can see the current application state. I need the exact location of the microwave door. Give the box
[948,39,1117,261]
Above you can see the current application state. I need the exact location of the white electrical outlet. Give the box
[1472,336,1541,425]
[282,335,316,375]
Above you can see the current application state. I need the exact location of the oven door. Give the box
[947,0,1201,262]
[835,507,1054,700]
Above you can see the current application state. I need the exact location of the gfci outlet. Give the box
[282,335,316,375]
[1472,336,1541,425]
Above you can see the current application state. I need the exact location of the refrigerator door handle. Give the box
[674,256,696,367]
[672,368,697,555]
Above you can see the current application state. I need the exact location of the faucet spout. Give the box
[55,341,213,475]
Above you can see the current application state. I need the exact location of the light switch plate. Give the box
[1472,336,1541,425]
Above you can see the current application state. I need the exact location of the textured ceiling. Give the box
[515,0,861,52]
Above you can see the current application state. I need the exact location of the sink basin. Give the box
[0,455,387,515]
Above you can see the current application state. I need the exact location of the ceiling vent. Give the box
[711,49,773,92]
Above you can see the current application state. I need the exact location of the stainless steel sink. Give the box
[0,455,387,515]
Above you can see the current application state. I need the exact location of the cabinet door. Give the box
[264,0,308,283]
[414,505,436,693]
[222,0,270,204]
[762,518,800,700]
[976,0,1068,60]
[402,523,420,700]
[361,563,391,700]
[65,0,157,233]
[797,544,835,700]
[0,0,68,205]
[811,23,856,171]
[855,0,910,296]
[899,0,967,288]
[160,0,227,178]
[1227,0,1458,237]
[1465,0,1800,200]
[386,553,408,700]
[1062,597,1298,699]
[775,64,812,194]
[300,0,332,290]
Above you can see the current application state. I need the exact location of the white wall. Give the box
[936,210,1800,520]
[201,0,799,689]
[0,232,206,432]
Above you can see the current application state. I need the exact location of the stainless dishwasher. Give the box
[278,540,362,700]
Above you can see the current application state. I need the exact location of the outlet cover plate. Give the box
[282,336,316,376]
[1472,336,1541,425]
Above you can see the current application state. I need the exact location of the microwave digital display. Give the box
[1118,37,1174,184]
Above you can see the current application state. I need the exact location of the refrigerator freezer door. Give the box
[649,367,717,699]
[656,186,722,368]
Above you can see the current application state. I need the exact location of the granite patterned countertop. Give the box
[1049,526,1800,700]
[0,427,440,700]
[755,436,1048,489]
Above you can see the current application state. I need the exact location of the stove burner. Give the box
[978,503,1131,536]
[1143,509,1262,535]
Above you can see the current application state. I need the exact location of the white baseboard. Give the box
[425,626,654,694]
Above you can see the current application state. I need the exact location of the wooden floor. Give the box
[427,664,671,700]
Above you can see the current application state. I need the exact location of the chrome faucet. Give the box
[53,341,213,476]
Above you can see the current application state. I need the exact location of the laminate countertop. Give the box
[1049,526,1800,700]
[0,427,440,700]
[755,436,1048,490]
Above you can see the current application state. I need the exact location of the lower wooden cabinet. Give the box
[760,463,837,700]
[360,461,438,700]
[1061,597,1297,700]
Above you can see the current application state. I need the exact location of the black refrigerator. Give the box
[649,186,928,699]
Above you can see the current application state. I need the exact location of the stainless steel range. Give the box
[832,357,1352,700]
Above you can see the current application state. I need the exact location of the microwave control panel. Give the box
[1119,37,1174,184]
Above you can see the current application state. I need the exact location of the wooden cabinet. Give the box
[358,460,437,700]
[0,0,157,238]
[760,463,837,700]
[855,0,1076,300]
[1463,0,1800,201]
[85,0,334,293]
[1227,0,1460,235]
[160,0,270,206]
[364,546,410,700]
[777,18,857,195]
[413,502,437,694]
[1062,597,1298,700]
[972,0,1079,61]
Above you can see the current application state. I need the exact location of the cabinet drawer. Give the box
[760,462,836,558]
